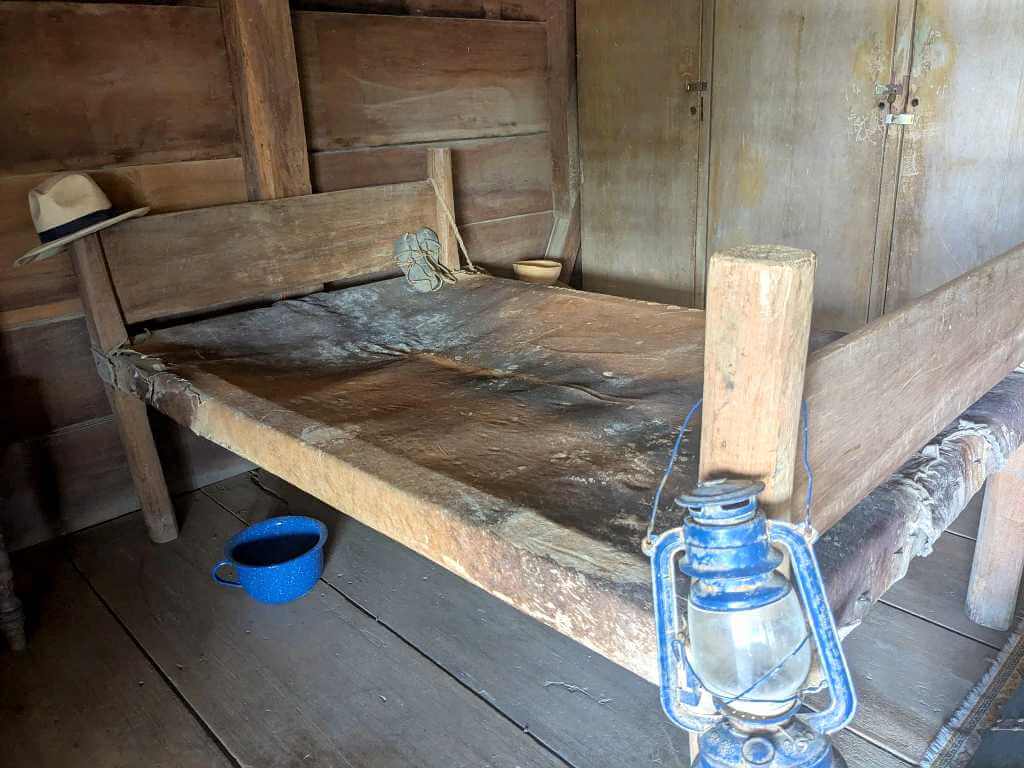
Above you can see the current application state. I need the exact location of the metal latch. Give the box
[884,113,915,126]
[686,81,708,92]
[874,82,904,100]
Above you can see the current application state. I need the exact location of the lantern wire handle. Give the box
[643,400,816,546]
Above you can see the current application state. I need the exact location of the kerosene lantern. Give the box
[646,478,856,768]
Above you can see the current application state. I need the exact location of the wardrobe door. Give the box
[884,0,1024,310]
[577,0,705,306]
[707,1,899,330]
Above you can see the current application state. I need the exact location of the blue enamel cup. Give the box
[211,516,327,604]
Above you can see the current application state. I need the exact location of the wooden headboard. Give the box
[98,148,457,326]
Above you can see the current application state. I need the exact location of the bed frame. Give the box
[63,148,1024,683]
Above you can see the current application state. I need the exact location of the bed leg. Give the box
[0,531,26,652]
[966,447,1024,631]
[70,234,179,544]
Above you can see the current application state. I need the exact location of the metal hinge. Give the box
[884,112,915,126]
[686,81,708,92]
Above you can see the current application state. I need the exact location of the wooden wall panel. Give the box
[885,0,1024,311]
[311,134,552,223]
[0,2,238,176]
[295,12,549,150]
[293,1,547,20]
[707,0,898,332]
[1,414,253,551]
[0,318,107,439]
[462,210,552,274]
[577,0,703,307]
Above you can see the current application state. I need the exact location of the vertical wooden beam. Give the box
[71,234,179,544]
[0,531,26,651]
[220,0,312,201]
[699,246,816,521]
[967,447,1024,630]
[545,0,581,280]
[426,148,459,271]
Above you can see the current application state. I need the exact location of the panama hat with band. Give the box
[16,172,148,266]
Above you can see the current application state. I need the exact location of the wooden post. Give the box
[220,0,312,200]
[71,235,179,544]
[966,447,1024,630]
[427,148,459,271]
[0,531,25,651]
[699,245,816,521]
[544,0,581,281]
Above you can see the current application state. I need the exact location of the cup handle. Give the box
[211,560,243,588]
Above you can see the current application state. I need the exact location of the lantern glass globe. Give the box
[687,576,812,717]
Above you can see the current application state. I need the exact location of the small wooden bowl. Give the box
[513,259,562,285]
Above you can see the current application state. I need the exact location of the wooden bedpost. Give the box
[699,245,816,521]
[71,234,179,543]
[966,447,1024,630]
[427,148,459,272]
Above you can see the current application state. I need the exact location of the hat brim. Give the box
[15,207,150,267]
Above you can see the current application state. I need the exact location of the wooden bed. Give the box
[62,149,1024,685]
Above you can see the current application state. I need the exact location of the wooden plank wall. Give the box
[0,0,564,550]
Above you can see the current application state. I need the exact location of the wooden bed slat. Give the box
[100,181,437,325]
[803,241,1024,532]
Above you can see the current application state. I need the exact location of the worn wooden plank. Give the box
[0,298,83,331]
[810,602,996,764]
[101,182,436,324]
[71,494,567,768]
[461,210,553,274]
[0,2,238,176]
[204,470,694,767]
[545,0,578,216]
[831,732,913,768]
[0,545,233,768]
[885,1,1024,312]
[295,11,548,150]
[700,246,815,520]
[882,530,1020,649]
[801,243,1024,533]
[311,134,553,224]
[221,0,312,200]
[0,317,108,438]
[707,0,897,331]
[291,0,547,20]
[577,0,703,307]
[427,148,459,270]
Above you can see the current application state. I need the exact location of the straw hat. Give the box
[16,172,148,266]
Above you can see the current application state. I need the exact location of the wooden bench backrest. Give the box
[98,150,456,326]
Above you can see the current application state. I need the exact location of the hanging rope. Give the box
[643,399,816,547]
[428,177,485,275]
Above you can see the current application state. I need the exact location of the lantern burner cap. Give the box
[675,477,764,523]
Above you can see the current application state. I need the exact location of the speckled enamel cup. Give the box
[211,516,327,604]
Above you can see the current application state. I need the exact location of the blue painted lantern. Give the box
[646,478,856,768]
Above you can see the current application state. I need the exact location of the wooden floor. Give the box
[1,470,1017,767]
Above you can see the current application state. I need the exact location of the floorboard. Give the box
[71,493,568,768]
[0,543,232,768]
[205,470,926,767]
[948,488,983,539]
[881,531,1022,648]
[826,602,996,763]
